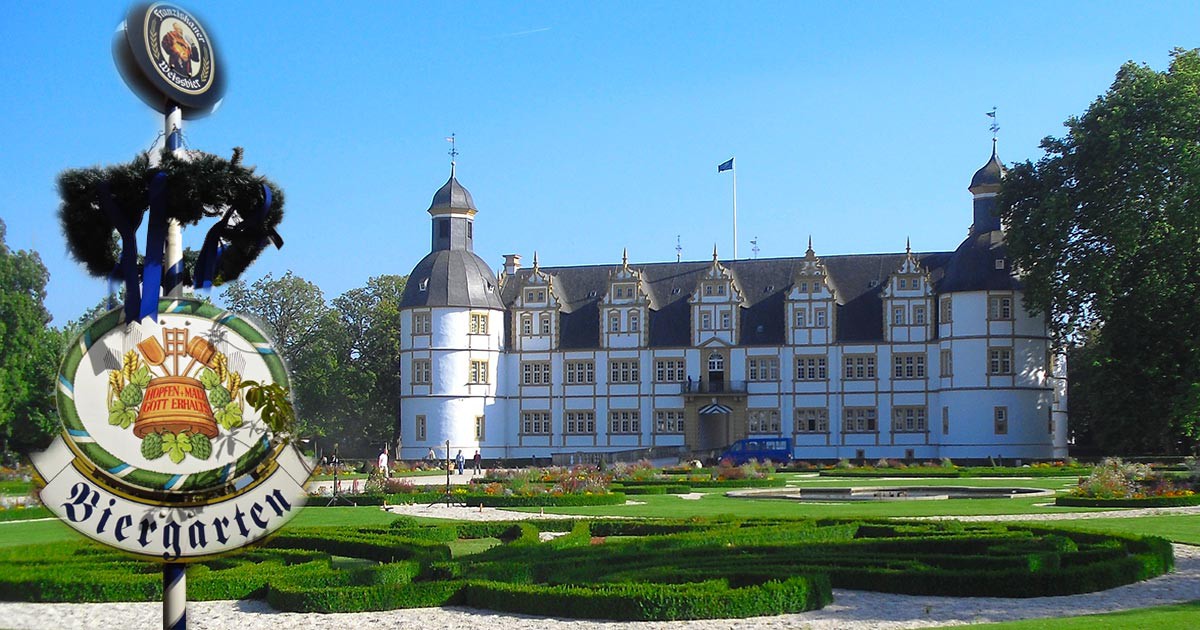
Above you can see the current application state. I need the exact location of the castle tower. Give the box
[935,142,1065,460]
[398,166,506,460]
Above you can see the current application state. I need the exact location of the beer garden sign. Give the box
[30,3,306,625]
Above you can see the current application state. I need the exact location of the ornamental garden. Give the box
[2,457,1198,624]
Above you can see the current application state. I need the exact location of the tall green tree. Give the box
[221,271,335,443]
[999,48,1200,455]
[0,219,61,458]
[330,274,406,452]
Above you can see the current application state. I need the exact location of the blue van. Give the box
[719,437,793,466]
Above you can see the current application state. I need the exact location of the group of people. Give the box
[369,446,484,477]
[422,447,482,475]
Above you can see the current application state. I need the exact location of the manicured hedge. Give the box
[819,466,1092,478]
[614,484,692,495]
[1055,495,1200,508]
[462,575,831,621]
[304,491,627,507]
[0,507,51,522]
[0,517,1175,617]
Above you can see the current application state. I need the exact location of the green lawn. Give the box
[0,481,32,494]
[960,600,1200,629]
[0,518,73,548]
[1012,514,1200,545]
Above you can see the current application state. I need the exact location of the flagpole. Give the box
[732,165,738,260]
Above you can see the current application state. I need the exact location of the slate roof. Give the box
[495,248,1012,349]
[428,172,476,212]
[400,249,504,310]
[969,142,1005,192]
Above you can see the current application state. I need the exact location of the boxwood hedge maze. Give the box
[0,517,1173,621]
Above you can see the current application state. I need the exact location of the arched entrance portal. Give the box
[697,402,733,451]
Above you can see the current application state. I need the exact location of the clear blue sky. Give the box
[3,1,1198,325]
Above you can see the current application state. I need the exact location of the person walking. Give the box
[472,450,482,474]
[455,450,465,475]
[377,448,389,478]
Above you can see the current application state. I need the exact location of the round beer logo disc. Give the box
[32,299,309,561]
[114,2,225,117]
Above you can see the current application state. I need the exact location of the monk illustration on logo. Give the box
[161,22,199,76]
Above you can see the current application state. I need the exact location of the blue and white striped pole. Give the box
[163,562,186,629]
[163,104,185,298]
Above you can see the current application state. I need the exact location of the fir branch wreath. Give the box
[57,147,283,285]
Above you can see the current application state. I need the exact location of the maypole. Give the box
[30,5,305,630]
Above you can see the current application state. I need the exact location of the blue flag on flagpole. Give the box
[718,158,734,173]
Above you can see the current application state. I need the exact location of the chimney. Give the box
[503,253,522,276]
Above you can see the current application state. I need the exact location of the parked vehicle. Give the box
[719,437,793,466]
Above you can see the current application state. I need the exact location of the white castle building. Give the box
[398,146,1068,463]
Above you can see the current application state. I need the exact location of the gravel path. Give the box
[1,504,1197,629]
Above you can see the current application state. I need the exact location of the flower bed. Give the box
[1061,458,1199,506]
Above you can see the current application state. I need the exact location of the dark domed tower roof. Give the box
[969,140,1005,194]
[400,249,504,309]
[428,167,476,213]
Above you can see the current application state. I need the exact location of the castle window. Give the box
[988,295,1013,320]
[700,312,712,329]
[540,314,552,335]
[415,415,426,441]
[609,312,620,332]
[475,415,485,440]
[654,410,684,434]
[988,347,1013,375]
[629,312,640,332]
[565,360,595,384]
[939,349,953,377]
[565,411,595,434]
[720,310,731,329]
[747,357,779,381]
[610,359,640,383]
[913,305,927,325]
[704,285,713,296]
[893,406,927,432]
[815,308,827,328]
[892,353,926,379]
[521,314,533,335]
[412,311,431,335]
[521,411,551,435]
[717,284,726,295]
[412,359,431,385]
[707,353,724,372]
[940,296,952,323]
[520,361,552,386]
[899,278,907,289]
[655,358,685,382]
[609,410,641,434]
[892,306,905,325]
[844,354,876,379]
[844,407,877,433]
[800,281,808,293]
[795,310,807,328]
[469,312,488,335]
[748,409,781,434]
[468,360,488,384]
[994,407,1008,434]
[795,408,828,433]
[419,278,429,291]
[795,356,827,380]
[942,407,950,434]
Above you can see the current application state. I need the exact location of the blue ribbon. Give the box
[193,206,235,291]
[192,183,281,290]
[140,171,169,323]
[98,181,142,322]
